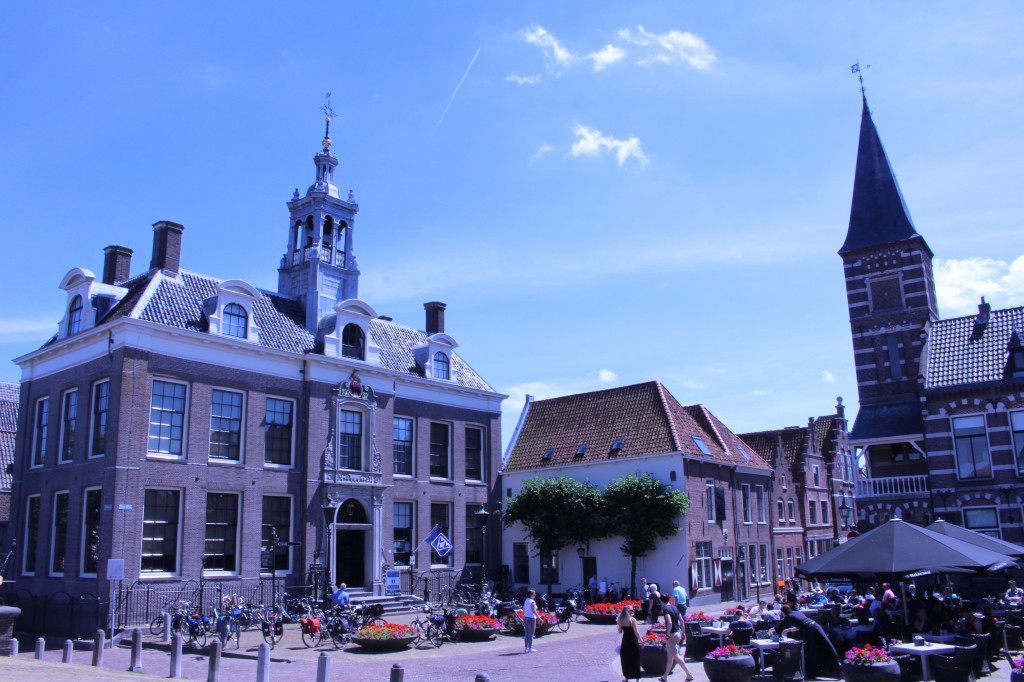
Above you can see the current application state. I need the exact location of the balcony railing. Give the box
[856,474,929,498]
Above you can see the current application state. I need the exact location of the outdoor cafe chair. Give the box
[1005,624,1023,652]
[685,633,714,661]
[730,628,753,646]
[767,639,805,682]
[932,654,975,682]
[969,633,993,675]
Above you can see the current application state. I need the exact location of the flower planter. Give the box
[581,612,618,624]
[704,654,756,682]
[458,627,498,641]
[840,660,901,682]
[1010,670,1024,682]
[351,635,416,650]
[641,644,669,675]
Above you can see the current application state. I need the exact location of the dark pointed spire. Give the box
[839,97,927,255]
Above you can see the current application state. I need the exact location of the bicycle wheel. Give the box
[409,619,426,646]
[240,609,256,631]
[189,626,207,648]
[301,624,320,648]
[557,615,571,632]
[425,622,444,648]
[149,614,165,636]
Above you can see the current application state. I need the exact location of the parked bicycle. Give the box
[423,606,461,647]
[258,605,284,648]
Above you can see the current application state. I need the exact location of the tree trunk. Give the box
[630,555,638,599]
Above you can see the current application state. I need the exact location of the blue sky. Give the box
[3,2,1024,451]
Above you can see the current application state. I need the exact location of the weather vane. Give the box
[320,91,336,149]
[850,60,870,96]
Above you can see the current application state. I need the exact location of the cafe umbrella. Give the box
[795,517,1018,581]
[925,519,1024,560]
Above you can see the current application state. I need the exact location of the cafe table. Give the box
[749,638,780,671]
[920,632,955,644]
[889,641,955,682]
[701,624,731,645]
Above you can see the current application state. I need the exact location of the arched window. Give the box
[341,323,365,360]
[222,303,248,338]
[304,216,314,248]
[67,295,83,336]
[433,351,450,380]
[322,216,334,256]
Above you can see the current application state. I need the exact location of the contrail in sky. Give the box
[432,47,481,138]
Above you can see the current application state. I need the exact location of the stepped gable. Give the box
[0,380,17,491]
[926,305,1024,389]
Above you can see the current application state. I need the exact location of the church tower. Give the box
[840,96,938,449]
[278,99,361,331]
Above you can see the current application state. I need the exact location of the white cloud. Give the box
[570,123,648,167]
[518,25,575,71]
[506,74,542,85]
[0,316,56,343]
[588,44,626,72]
[597,368,618,383]
[934,255,1024,315]
[530,143,554,163]
[751,389,773,396]
[822,370,836,384]
[618,25,716,70]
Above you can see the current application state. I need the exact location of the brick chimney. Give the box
[424,301,446,334]
[150,221,185,275]
[977,296,991,325]
[102,245,133,284]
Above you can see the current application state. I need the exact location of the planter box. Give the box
[351,635,416,650]
[704,654,756,682]
[841,660,901,682]
[581,612,618,624]
[459,627,498,641]
[641,644,669,675]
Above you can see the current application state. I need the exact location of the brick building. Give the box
[840,95,1024,539]
[0,381,16,548]
[740,399,858,587]
[501,381,773,606]
[9,117,504,629]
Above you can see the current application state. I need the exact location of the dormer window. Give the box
[222,303,248,338]
[433,351,450,380]
[576,444,587,457]
[542,447,554,460]
[342,323,366,360]
[692,435,712,456]
[67,296,83,336]
[610,439,624,455]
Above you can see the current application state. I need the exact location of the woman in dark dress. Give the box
[617,604,642,682]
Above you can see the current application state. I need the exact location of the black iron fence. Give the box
[3,588,107,640]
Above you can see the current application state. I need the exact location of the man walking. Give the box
[331,582,351,609]
[659,593,692,682]
[671,579,688,616]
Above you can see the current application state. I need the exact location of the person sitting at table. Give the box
[980,604,997,635]
[774,604,841,679]
[960,604,983,635]
[762,601,782,622]
[852,605,871,626]
[823,604,845,629]
[927,597,951,632]
[828,588,846,605]
[912,607,932,634]
[1007,580,1024,601]
[847,588,863,607]
[727,605,753,638]
[747,601,763,618]
[873,606,894,640]
[881,583,896,608]
[809,588,828,607]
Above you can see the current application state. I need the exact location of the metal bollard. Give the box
[92,629,105,667]
[34,637,44,660]
[163,611,172,644]
[169,633,183,678]
[255,642,271,682]
[130,628,143,672]
[207,639,221,682]
[63,639,73,663]
[390,663,405,682]
[475,674,490,682]
[10,637,18,657]
[316,651,331,682]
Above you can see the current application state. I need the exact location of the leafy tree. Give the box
[602,472,690,598]
[503,476,604,597]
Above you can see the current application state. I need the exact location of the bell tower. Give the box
[278,94,361,332]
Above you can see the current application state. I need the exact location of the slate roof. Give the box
[503,381,771,473]
[849,401,923,442]
[0,381,17,491]
[89,269,493,392]
[840,97,928,256]
[925,306,1024,390]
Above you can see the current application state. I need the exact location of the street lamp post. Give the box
[576,546,585,593]
[838,497,852,530]
[475,505,490,596]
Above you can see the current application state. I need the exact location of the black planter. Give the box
[641,644,669,675]
[704,654,756,682]
[840,660,901,682]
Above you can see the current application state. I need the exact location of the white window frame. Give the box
[58,388,78,464]
[208,387,246,464]
[741,484,752,524]
[821,498,830,525]
[748,543,759,585]
[464,425,485,483]
[49,490,70,577]
[262,494,294,575]
[812,464,820,487]
[264,396,296,469]
[393,416,414,477]
[22,494,40,575]
[780,473,788,490]
[31,396,49,468]
[204,491,241,575]
[809,500,818,525]
[695,541,714,589]
[88,379,110,459]
[963,506,1001,538]
[788,499,796,522]
[952,414,993,480]
[777,498,785,524]
[338,407,366,471]
[756,485,766,523]
[706,478,716,522]
[140,487,183,577]
[147,379,190,460]
[80,486,102,577]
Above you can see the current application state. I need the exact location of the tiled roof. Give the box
[849,401,923,441]
[811,416,837,454]
[739,427,806,468]
[925,306,1024,389]
[503,381,770,473]
[0,381,17,491]
[85,270,492,392]
[840,97,925,255]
